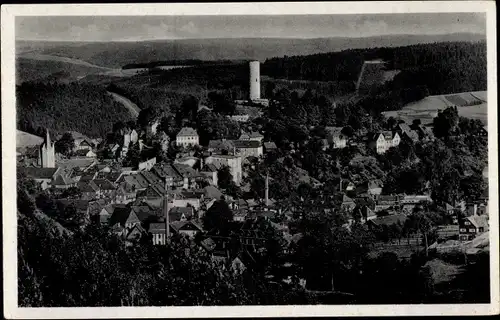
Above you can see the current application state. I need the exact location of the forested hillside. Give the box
[16,82,133,137]
[16,58,105,83]
[16,33,484,68]
[262,41,487,95]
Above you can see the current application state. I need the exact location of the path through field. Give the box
[108,91,140,118]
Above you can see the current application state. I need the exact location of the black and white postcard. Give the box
[2,1,498,318]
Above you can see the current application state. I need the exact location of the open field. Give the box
[382,91,487,126]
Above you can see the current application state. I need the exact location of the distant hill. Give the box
[16,33,485,68]
[16,57,107,83]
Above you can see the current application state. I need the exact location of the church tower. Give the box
[39,129,55,168]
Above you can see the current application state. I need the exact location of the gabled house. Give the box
[114,182,137,204]
[77,180,100,199]
[263,142,277,153]
[53,173,77,189]
[169,206,195,222]
[176,127,199,147]
[170,220,203,238]
[20,167,62,190]
[108,205,141,230]
[93,179,116,198]
[99,203,127,225]
[208,139,235,154]
[395,123,419,142]
[239,131,264,143]
[233,140,263,159]
[172,191,202,210]
[375,195,401,212]
[368,131,400,154]
[459,215,489,241]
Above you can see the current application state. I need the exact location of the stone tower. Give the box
[249,60,261,100]
[39,129,55,168]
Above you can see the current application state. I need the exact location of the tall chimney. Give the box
[265,173,269,207]
[249,61,261,100]
[163,178,170,243]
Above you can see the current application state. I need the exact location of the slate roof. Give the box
[233,140,261,149]
[208,139,235,150]
[53,174,75,186]
[240,131,264,139]
[369,213,407,227]
[93,179,115,190]
[202,185,223,200]
[77,181,99,193]
[122,174,150,190]
[169,206,194,221]
[173,163,201,178]
[170,220,203,233]
[177,127,198,137]
[263,142,277,150]
[131,205,158,222]
[466,215,488,229]
[152,163,182,180]
[108,206,133,227]
[88,199,109,216]
[21,167,59,180]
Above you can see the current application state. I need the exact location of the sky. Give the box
[16,13,486,42]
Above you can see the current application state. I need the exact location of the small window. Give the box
[464,221,470,225]
[460,228,467,232]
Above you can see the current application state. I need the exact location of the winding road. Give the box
[108,91,141,118]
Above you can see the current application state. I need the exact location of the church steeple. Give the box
[46,129,51,147]
[39,128,55,168]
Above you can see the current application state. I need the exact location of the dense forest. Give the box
[262,41,487,95]
[16,82,133,138]
[16,41,487,138]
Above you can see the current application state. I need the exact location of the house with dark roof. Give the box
[263,142,277,153]
[53,173,77,189]
[208,139,235,154]
[459,215,489,241]
[20,167,62,190]
[114,182,137,204]
[170,220,203,238]
[233,140,263,159]
[239,131,264,143]
[77,180,100,199]
[367,213,407,229]
[108,205,141,231]
[99,203,126,225]
[93,179,116,197]
[169,206,195,221]
[124,224,146,247]
[395,123,419,142]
